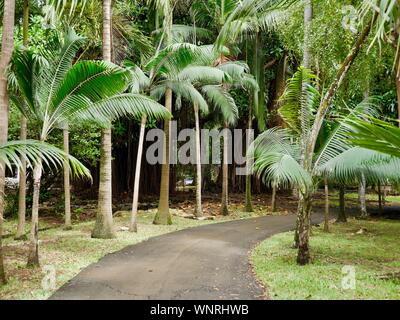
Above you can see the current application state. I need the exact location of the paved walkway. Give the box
[51,214,323,300]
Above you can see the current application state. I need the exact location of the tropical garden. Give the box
[0,0,399,300]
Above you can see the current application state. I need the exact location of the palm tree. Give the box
[15,0,29,240]
[127,43,227,225]
[11,29,169,266]
[250,67,381,265]
[15,0,94,238]
[150,0,176,225]
[93,0,114,239]
[0,0,16,286]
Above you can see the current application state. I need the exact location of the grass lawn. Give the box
[0,205,268,300]
[251,218,400,300]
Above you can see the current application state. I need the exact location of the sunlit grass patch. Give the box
[251,218,400,300]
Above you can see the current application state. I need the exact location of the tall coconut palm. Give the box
[15,0,29,241]
[126,44,216,228]
[150,0,176,225]
[203,0,293,214]
[11,29,169,267]
[0,0,16,286]
[93,0,114,239]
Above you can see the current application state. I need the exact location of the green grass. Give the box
[0,205,271,300]
[251,218,400,300]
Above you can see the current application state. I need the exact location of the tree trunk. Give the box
[221,123,229,216]
[337,186,347,223]
[154,88,172,225]
[27,161,42,267]
[194,103,203,217]
[296,192,312,265]
[245,109,253,212]
[303,0,313,68]
[378,181,383,215]
[308,16,375,156]
[15,116,27,240]
[396,50,400,127]
[15,0,29,241]
[294,16,375,263]
[271,183,277,213]
[92,0,115,238]
[92,129,115,238]
[359,173,368,218]
[63,127,72,230]
[0,0,16,285]
[324,178,329,232]
[130,115,146,232]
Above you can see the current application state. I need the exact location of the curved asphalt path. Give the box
[50,213,323,300]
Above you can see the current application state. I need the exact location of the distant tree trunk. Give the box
[323,178,329,232]
[0,0,16,284]
[303,0,313,68]
[378,181,383,215]
[337,186,347,223]
[27,160,42,267]
[154,88,172,225]
[92,0,115,238]
[245,109,253,212]
[194,103,203,217]
[271,183,277,213]
[63,126,72,230]
[221,123,229,216]
[271,54,287,127]
[15,0,29,241]
[359,173,368,218]
[396,51,400,127]
[130,115,146,232]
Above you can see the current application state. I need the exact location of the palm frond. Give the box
[200,85,237,124]
[345,117,400,158]
[250,128,311,190]
[151,80,208,113]
[313,97,381,173]
[279,67,320,137]
[74,93,171,124]
[0,140,91,180]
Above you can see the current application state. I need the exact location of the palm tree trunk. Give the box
[15,0,29,241]
[295,15,375,265]
[15,115,27,240]
[296,191,312,265]
[130,115,146,232]
[271,183,277,213]
[92,0,115,238]
[308,16,375,155]
[27,160,42,267]
[337,185,347,223]
[92,128,115,238]
[245,108,253,212]
[378,181,383,215]
[0,0,16,285]
[396,51,400,127]
[324,178,329,232]
[303,0,313,68]
[194,103,203,217]
[221,123,229,216]
[154,88,172,225]
[359,173,368,218]
[63,126,72,230]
